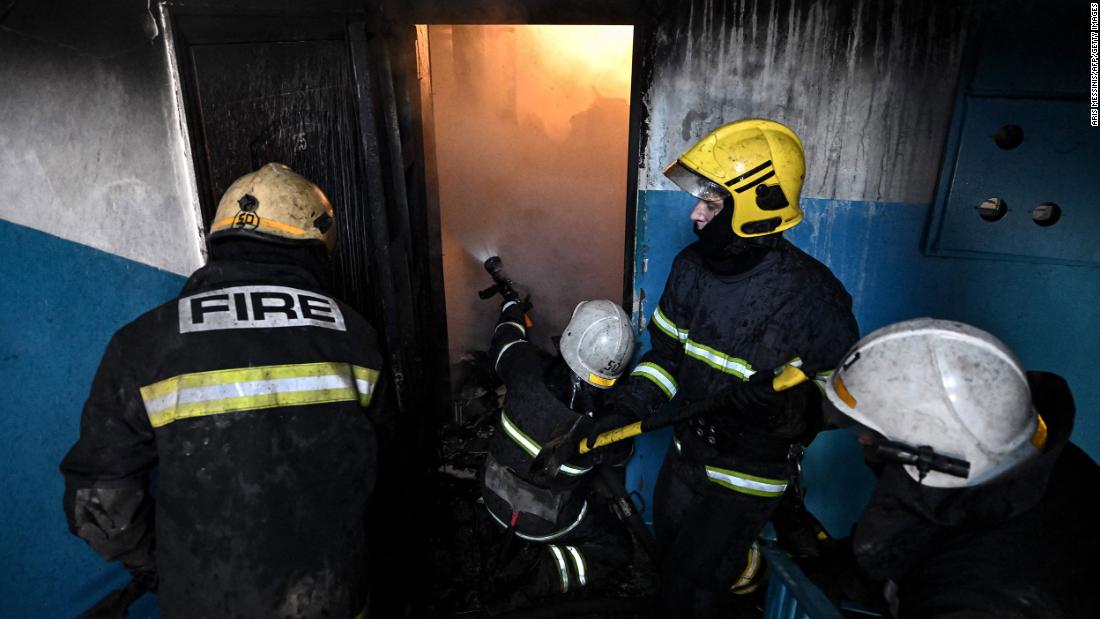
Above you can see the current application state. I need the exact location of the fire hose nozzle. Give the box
[484,256,503,276]
[478,256,527,319]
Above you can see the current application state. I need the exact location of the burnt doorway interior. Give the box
[418,24,635,392]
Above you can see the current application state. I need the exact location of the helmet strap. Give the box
[568,373,599,415]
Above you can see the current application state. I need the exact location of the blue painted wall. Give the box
[623,0,1100,539]
[0,220,180,617]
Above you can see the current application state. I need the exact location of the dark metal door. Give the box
[166,10,432,615]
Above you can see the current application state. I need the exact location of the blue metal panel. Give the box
[929,96,1100,265]
[762,548,845,619]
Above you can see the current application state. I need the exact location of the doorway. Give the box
[418,24,635,386]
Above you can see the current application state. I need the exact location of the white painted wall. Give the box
[0,7,204,276]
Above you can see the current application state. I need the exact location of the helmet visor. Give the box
[663,161,726,202]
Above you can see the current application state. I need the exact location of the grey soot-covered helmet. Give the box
[824,318,1045,488]
[560,300,635,389]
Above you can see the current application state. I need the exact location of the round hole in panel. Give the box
[1032,202,1061,227]
[978,197,1008,222]
[993,124,1024,150]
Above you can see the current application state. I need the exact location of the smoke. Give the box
[427,24,633,375]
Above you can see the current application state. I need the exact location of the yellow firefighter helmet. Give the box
[664,118,805,237]
[209,163,337,252]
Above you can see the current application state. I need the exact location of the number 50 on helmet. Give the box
[560,300,635,389]
[664,118,805,238]
[209,163,338,252]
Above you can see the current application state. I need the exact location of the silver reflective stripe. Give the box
[684,340,756,379]
[139,362,378,428]
[502,300,520,312]
[559,462,593,476]
[652,306,688,343]
[143,374,352,416]
[673,437,682,452]
[548,545,571,592]
[566,546,587,587]
[494,340,523,372]
[484,500,590,542]
[632,362,678,399]
[495,321,526,336]
[704,466,788,497]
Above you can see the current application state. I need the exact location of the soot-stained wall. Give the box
[0,1,200,615]
[628,0,1100,534]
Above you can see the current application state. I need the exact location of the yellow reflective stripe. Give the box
[548,545,571,592]
[731,541,762,593]
[652,306,688,343]
[684,339,756,380]
[352,365,381,407]
[631,362,678,399]
[704,465,788,497]
[500,412,592,476]
[141,362,377,428]
[501,411,541,457]
[567,546,588,587]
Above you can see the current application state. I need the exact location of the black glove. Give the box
[584,405,640,451]
[718,370,785,414]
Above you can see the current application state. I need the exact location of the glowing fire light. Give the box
[516,25,634,140]
[527,25,633,90]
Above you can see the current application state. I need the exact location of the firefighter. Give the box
[61,163,385,617]
[479,297,635,604]
[591,119,860,616]
[819,319,1100,618]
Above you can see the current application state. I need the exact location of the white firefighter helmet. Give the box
[560,300,635,389]
[209,163,337,252]
[824,318,1044,488]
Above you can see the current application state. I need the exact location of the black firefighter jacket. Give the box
[61,259,384,618]
[850,372,1100,619]
[617,240,859,487]
[480,301,605,541]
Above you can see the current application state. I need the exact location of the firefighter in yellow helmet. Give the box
[588,119,859,617]
[62,164,386,617]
